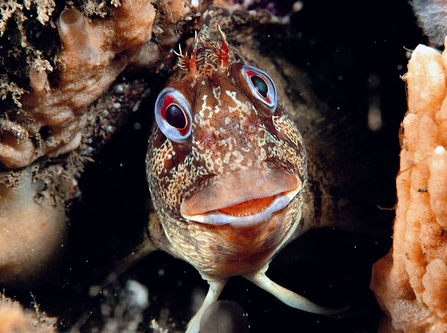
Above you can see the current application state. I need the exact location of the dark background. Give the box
[6,1,429,332]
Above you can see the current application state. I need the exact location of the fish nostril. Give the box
[39,126,51,141]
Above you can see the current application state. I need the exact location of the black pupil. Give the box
[165,104,186,129]
[251,75,268,98]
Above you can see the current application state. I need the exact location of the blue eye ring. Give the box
[155,88,192,142]
[241,65,278,112]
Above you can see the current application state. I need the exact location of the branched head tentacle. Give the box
[198,25,230,71]
[216,25,229,70]
[175,31,199,75]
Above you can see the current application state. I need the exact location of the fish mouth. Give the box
[180,168,302,227]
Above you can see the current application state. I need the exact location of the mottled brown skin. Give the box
[145,20,335,333]
[146,25,306,276]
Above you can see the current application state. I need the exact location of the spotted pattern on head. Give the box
[146,26,306,223]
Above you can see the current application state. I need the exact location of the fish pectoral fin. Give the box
[244,269,349,315]
[186,277,228,333]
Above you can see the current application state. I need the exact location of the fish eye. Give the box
[241,65,277,112]
[165,104,187,128]
[250,75,268,98]
[155,88,192,142]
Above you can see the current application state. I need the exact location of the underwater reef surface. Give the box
[0,0,427,332]
[372,41,447,333]
[372,2,447,330]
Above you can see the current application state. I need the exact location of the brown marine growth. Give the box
[0,0,204,284]
[0,0,156,169]
[0,0,156,285]
[371,39,447,332]
[146,18,343,333]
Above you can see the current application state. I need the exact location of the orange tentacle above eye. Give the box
[175,36,198,76]
[187,37,198,75]
[200,26,230,71]
[216,26,229,70]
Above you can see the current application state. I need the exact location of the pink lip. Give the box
[180,168,301,227]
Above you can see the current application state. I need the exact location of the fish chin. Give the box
[184,194,292,227]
